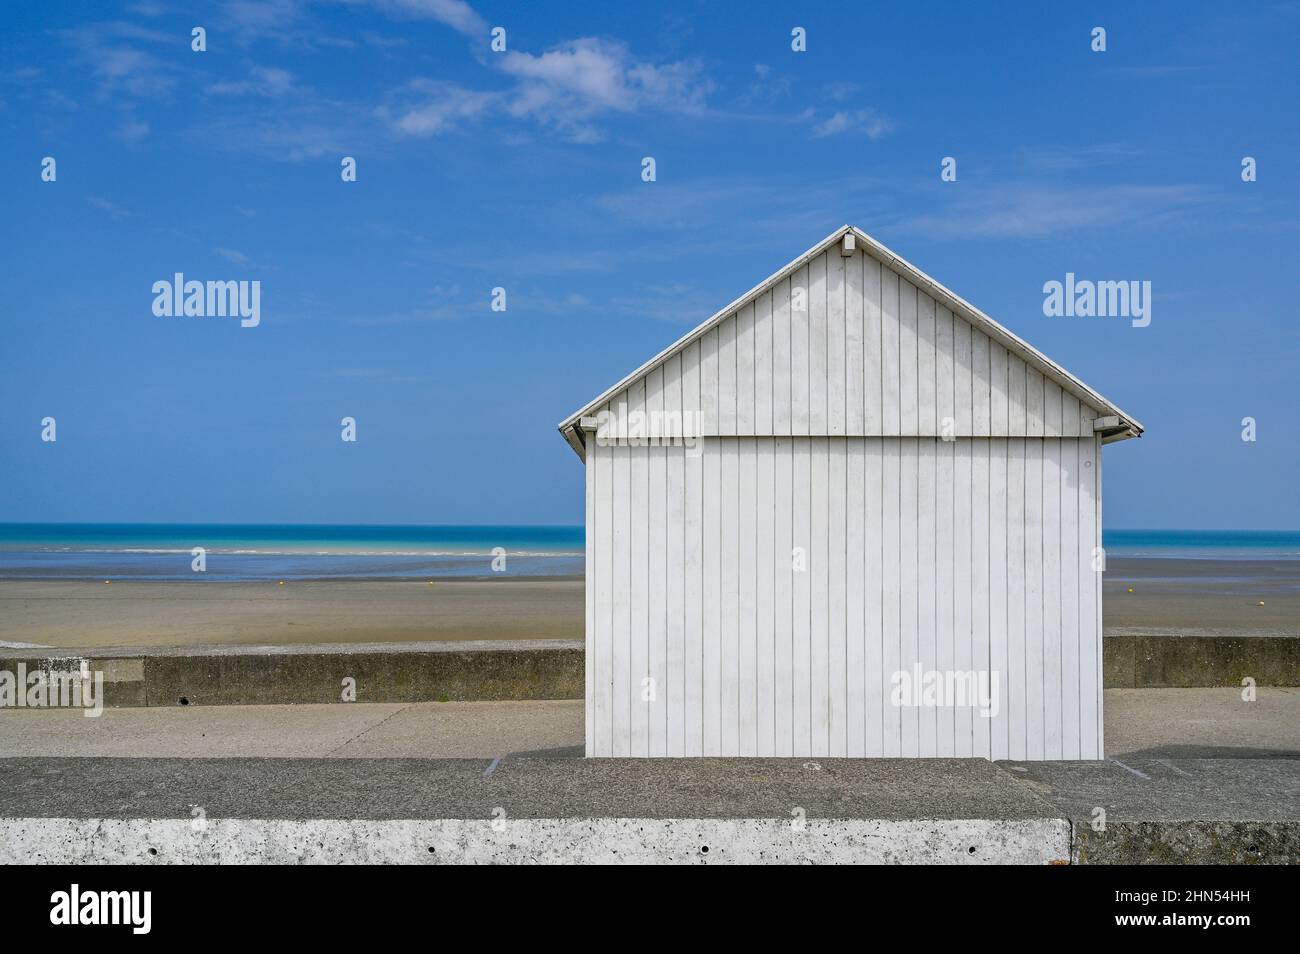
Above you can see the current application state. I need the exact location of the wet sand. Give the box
[1,557,1296,650]
[1104,558,1300,635]
[0,579,584,649]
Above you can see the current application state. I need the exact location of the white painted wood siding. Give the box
[585,435,1104,760]
[588,248,1099,440]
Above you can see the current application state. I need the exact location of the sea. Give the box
[0,525,1296,582]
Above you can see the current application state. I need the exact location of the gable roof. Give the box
[558,225,1143,457]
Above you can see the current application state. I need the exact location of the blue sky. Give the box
[1,0,1296,528]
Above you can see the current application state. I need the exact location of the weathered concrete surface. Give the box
[0,756,1070,864]
[0,700,586,758]
[0,639,583,707]
[0,756,1062,821]
[1103,634,1300,688]
[0,816,1068,865]
[2,689,1294,760]
[1002,758,1300,864]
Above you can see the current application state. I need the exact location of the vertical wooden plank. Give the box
[864,438,885,756]
[863,256,883,434]
[970,436,990,759]
[881,267,901,435]
[899,280,918,436]
[792,438,812,752]
[952,438,972,756]
[720,438,740,754]
[791,265,810,436]
[1008,355,1027,436]
[988,437,1008,760]
[917,438,937,756]
[737,439,757,754]
[1060,438,1081,759]
[935,429,956,756]
[773,279,792,437]
[809,253,828,434]
[1061,391,1081,439]
[681,342,704,756]
[828,439,848,755]
[1095,439,1104,756]
[828,250,847,436]
[719,313,737,436]
[754,291,773,437]
[917,292,937,435]
[774,437,795,755]
[1024,438,1044,760]
[954,318,972,436]
[810,436,830,755]
[846,439,865,755]
[1044,381,1062,438]
[629,405,649,755]
[702,399,722,754]
[1042,438,1062,759]
[881,437,901,755]
[972,328,991,437]
[591,442,615,755]
[663,357,684,755]
[935,307,954,435]
[846,251,865,434]
[1006,439,1026,760]
[736,302,755,436]
[1026,366,1045,437]
[899,438,919,755]
[1079,436,1100,758]
[990,344,1009,437]
[701,328,719,436]
[756,439,776,755]
[645,369,666,757]
[584,434,595,754]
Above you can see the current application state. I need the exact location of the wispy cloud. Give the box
[86,196,132,219]
[807,107,896,139]
[209,66,298,97]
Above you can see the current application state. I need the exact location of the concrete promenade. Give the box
[0,688,1295,864]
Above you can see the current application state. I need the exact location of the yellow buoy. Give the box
[1258,601,1265,606]
[1127,587,1134,593]
[104,580,111,585]
[278,580,285,586]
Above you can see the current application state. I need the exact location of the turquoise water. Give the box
[1104,529,1300,560]
[0,525,1295,581]
[0,524,584,581]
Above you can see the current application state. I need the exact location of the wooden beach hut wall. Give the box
[558,226,1142,760]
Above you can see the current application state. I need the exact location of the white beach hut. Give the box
[559,226,1142,760]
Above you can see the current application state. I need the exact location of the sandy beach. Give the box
[0,557,1295,650]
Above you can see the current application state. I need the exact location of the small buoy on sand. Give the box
[1258,601,1265,606]
[1127,587,1134,593]
[104,580,111,585]
[278,580,285,586]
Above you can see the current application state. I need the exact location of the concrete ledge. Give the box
[0,640,583,707]
[2,634,1295,708]
[1103,634,1300,688]
[0,817,1070,865]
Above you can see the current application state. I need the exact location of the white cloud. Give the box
[209,66,297,97]
[366,0,487,36]
[809,107,895,139]
[391,37,711,141]
[391,80,495,135]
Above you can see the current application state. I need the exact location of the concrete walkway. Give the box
[0,689,1294,760]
